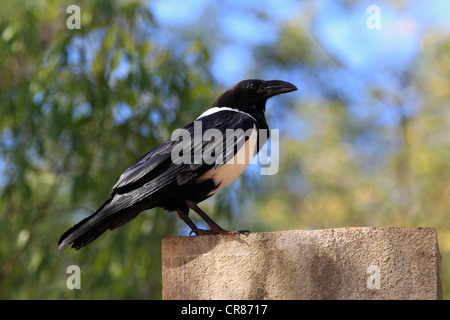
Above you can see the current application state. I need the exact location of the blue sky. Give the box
[150,0,450,87]
[148,0,450,147]
[151,0,299,84]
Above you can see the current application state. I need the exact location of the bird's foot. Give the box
[222,229,251,235]
[189,228,250,236]
[189,229,217,236]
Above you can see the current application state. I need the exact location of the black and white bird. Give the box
[58,79,297,250]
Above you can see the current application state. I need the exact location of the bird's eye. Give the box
[249,82,257,90]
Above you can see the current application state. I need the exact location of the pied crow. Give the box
[58,79,297,250]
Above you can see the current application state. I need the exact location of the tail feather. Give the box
[58,196,141,250]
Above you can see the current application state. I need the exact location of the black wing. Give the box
[112,109,257,196]
[58,109,257,249]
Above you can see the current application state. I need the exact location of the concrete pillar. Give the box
[161,227,442,299]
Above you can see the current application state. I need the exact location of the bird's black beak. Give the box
[259,80,298,99]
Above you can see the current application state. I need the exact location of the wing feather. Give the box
[112,109,256,195]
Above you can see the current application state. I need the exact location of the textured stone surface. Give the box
[161,227,442,300]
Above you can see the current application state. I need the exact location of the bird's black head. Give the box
[212,79,297,112]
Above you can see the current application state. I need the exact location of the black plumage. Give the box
[58,79,297,250]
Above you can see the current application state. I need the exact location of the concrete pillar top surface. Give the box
[162,227,442,300]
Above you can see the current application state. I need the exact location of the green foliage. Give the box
[0,0,215,299]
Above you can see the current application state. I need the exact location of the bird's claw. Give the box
[189,229,220,236]
[189,228,250,236]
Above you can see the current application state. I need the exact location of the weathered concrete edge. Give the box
[161,227,443,300]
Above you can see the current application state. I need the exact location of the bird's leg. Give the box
[176,208,203,236]
[176,208,219,236]
[185,200,250,235]
[185,201,226,234]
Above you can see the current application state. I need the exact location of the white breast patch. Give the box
[198,124,258,196]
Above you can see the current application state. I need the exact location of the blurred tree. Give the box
[0,0,216,299]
